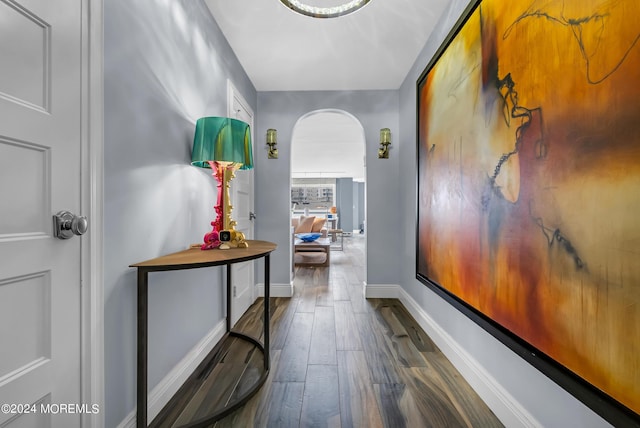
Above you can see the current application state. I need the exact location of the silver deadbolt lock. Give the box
[53,211,88,239]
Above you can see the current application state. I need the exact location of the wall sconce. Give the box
[266,128,278,159]
[378,128,391,159]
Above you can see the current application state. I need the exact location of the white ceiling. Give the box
[204,0,448,180]
[204,0,449,91]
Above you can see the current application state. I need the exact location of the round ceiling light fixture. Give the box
[279,0,372,18]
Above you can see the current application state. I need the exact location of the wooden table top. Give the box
[130,240,277,271]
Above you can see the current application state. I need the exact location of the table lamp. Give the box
[192,117,253,249]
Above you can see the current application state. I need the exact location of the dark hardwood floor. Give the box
[154,234,503,427]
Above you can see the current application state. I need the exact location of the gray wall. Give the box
[104,1,256,426]
[397,0,611,426]
[353,181,365,233]
[336,178,353,233]
[256,91,399,286]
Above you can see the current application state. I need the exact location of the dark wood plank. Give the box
[347,284,370,313]
[233,297,264,339]
[427,353,504,427]
[265,382,305,428]
[209,350,262,428]
[375,304,428,367]
[344,266,361,286]
[373,383,408,428]
[158,236,502,428]
[296,287,318,313]
[151,336,236,427]
[355,313,402,384]
[270,297,298,350]
[334,300,363,351]
[170,368,225,424]
[309,306,337,365]
[316,285,335,307]
[178,338,256,423]
[374,382,441,428]
[292,267,312,294]
[309,267,333,307]
[312,265,330,285]
[295,273,319,313]
[398,366,470,428]
[388,301,437,352]
[215,371,305,428]
[329,272,351,301]
[337,351,383,428]
[300,364,341,428]
[213,349,282,428]
[274,312,314,382]
[227,344,262,402]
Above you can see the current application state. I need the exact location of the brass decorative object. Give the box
[378,128,391,159]
[266,128,278,159]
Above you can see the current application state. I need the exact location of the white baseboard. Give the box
[363,283,399,299]
[397,288,541,428]
[256,282,294,298]
[117,320,227,428]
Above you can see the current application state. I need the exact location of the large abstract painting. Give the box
[416,0,640,424]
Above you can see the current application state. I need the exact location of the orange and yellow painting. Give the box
[417,0,640,418]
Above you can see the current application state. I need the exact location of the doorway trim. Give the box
[81,1,104,426]
[226,79,257,324]
[289,108,367,281]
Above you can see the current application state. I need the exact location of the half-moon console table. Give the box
[130,240,277,427]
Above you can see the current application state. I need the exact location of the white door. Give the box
[0,0,84,427]
[228,81,255,326]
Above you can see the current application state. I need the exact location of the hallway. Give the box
[156,235,503,427]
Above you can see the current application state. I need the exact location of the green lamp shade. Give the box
[191,117,253,170]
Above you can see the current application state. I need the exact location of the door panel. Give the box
[228,82,255,326]
[231,168,253,326]
[0,0,50,112]
[0,139,49,238]
[0,272,51,378]
[0,0,82,426]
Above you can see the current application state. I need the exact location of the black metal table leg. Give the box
[226,263,232,332]
[131,241,276,427]
[264,254,270,370]
[137,269,148,428]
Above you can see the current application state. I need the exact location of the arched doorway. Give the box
[290,109,367,278]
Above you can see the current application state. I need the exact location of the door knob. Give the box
[53,210,88,239]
